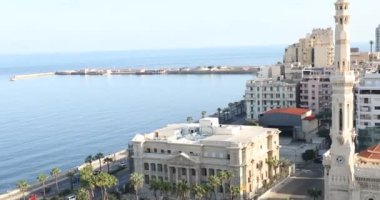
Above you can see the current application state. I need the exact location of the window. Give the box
[158,164,163,172]
[161,149,164,153]
[151,163,156,171]
[201,168,207,176]
[167,150,171,154]
[144,163,149,170]
[182,168,187,175]
[227,154,230,160]
[191,169,196,176]
[154,148,157,153]
[209,169,215,176]
[375,106,380,110]
[146,148,151,153]
[144,175,150,184]
[364,98,369,103]
[171,167,176,174]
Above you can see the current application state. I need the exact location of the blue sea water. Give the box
[0,46,282,193]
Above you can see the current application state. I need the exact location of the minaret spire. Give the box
[324,0,356,199]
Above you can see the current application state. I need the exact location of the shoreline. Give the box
[9,66,259,81]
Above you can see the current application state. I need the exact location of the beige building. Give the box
[245,79,297,121]
[299,67,332,114]
[131,118,280,199]
[284,28,334,67]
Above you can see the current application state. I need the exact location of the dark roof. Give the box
[264,108,310,116]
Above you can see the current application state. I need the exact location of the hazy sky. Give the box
[0,0,379,54]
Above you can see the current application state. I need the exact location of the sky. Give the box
[0,0,379,55]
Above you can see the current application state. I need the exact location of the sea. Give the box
[0,46,283,193]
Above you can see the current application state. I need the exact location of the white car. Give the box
[119,161,127,167]
[66,195,76,200]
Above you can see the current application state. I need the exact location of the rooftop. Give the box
[264,108,310,116]
[358,144,380,161]
[132,118,280,146]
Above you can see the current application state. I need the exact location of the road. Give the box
[261,163,324,200]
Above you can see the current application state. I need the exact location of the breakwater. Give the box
[9,66,258,81]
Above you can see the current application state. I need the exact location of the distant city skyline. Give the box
[0,0,379,55]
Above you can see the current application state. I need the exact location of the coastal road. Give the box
[261,163,324,200]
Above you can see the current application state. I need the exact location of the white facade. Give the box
[131,118,280,199]
[245,79,297,121]
[283,28,334,67]
[257,65,283,79]
[323,1,380,199]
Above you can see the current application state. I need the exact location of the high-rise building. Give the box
[299,67,333,114]
[283,28,334,67]
[376,25,380,52]
[245,78,297,121]
[355,73,380,151]
[323,0,380,199]
[131,118,281,199]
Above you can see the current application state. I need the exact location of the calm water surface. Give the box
[0,46,281,192]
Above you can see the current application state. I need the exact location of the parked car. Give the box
[119,161,127,168]
[66,195,76,200]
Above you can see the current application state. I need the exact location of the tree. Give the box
[186,116,193,123]
[95,152,105,171]
[175,181,190,200]
[230,186,240,200]
[85,155,94,168]
[104,157,113,173]
[159,181,172,200]
[208,175,221,200]
[307,187,322,200]
[80,165,96,199]
[266,157,280,178]
[37,173,48,199]
[370,40,374,53]
[94,172,118,200]
[217,170,233,199]
[77,188,90,200]
[50,167,61,193]
[217,108,222,120]
[201,111,207,118]
[302,150,316,162]
[17,180,29,200]
[67,171,75,191]
[279,159,292,176]
[192,184,206,200]
[149,180,161,200]
[130,172,144,200]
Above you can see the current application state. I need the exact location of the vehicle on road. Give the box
[119,161,127,168]
[65,195,76,200]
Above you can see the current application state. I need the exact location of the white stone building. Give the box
[245,79,297,122]
[131,118,280,199]
[299,67,333,114]
[283,28,334,67]
[355,73,380,150]
[323,0,380,199]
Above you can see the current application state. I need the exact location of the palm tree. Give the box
[103,157,113,173]
[266,157,280,178]
[192,184,206,200]
[307,187,322,200]
[77,188,90,200]
[95,152,105,171]
[159,181,172,200]
[67,171,75,191]
[80,165,96,199]
[175,181,190,200]
[186,116,193,123]
[50,167,61,193]
[279,159,292,176]
[201,111,207,118]
[230,186,240,200]
[208,175,221,200]
[17,180,29,200]
[149,180,161,200]
[130,172,144,200]
[85,155,94,168]
[37,173,48,199]
[94,172,118,200]
[219,170,233,199]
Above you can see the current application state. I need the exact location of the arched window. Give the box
[340,18,343,24]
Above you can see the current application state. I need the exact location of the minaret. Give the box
[324,0,356,199]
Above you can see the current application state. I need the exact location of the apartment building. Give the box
[284,28,334,67]
[131,118,280,199]
[299,67,332,114]
[356,73,380,151]
[245,78,298,122]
